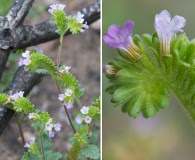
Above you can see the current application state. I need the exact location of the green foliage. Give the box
[0,93,9,105]
[81,144,100,159]
[88,106,100,122]
[67,18,83,34]
[13,97,35,114]
[57,72,81,98]
[52,10,67,35]
[27,51,57,78]
[0,0,13,15]
[106,32,195,120]
[92,96,101,108]
[67,142,81,160]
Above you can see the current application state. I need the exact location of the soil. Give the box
[0,0,100,159]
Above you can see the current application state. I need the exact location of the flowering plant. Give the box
[103,10,195,122]
[0,3,100,160]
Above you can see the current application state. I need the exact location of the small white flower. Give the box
[45,119,53,131]
[80,106,89,114]
[28,113,35,119]
[22,50,30,58]
[65,89,73,97]
[84,116,92,124]
[65,66,71,73]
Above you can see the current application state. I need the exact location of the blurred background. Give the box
[102,0,195,160]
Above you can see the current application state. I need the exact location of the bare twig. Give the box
[0,66,43,135]
[6,0,34,28]
[15,0,100,49]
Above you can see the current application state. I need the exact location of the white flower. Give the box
[80,106,89,114]
[84,116,92,123]
[65,89,73,97]
[45,119,53,131]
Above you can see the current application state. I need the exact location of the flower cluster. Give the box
[75,106,92,124]
[48,4,66,14]
[75,12,89,33]
[45,119,62,138]
[67,12,89,34]
[154,10,186,55]
[58,89,74,109]
[18,50,31,67]
[28,113,62,138]
[10,91,24,101]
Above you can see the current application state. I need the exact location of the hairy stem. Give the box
[54,79,76,133]
[39,133,45,160]
[57,35,63,68]
[15,114,27,152]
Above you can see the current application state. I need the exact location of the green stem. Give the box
[57,35,64,68]
[39,133,45,160]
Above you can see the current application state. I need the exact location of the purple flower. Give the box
[103,20,142,61]
[58,94,65,101]
[65,102,73,109]
[80,106,89,114]
[54,122,62,132]
[49,131,55,138]
[84,116,92,124]
[155,10,186,55]
[10,91,24,101]
[48,4,66,14]
[19,50,31,67]
[75,115,83,124]
[75,12,89,33]
[24,137,35,148]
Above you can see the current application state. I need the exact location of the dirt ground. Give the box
[0,0,100,159]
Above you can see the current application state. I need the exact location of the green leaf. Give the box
[13,97,35,114]
[35,69,49,74]
[45,151,63,160]
[81,144,100,159]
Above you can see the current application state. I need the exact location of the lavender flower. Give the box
[24,137,35,148]
[75,115,83,124]
[84,116,92,124]
[58,94,65,101]
[49,131,55,138]
[48,4,66,14]
[155,10,186,55]
[80,106,89,114]
[75,12,89,33]
[54,122,62,132]
[10,91,24,101]
[28,113,35,119]
[18,50,31,66]
[64,102,73,109]
[103,20,142,61]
